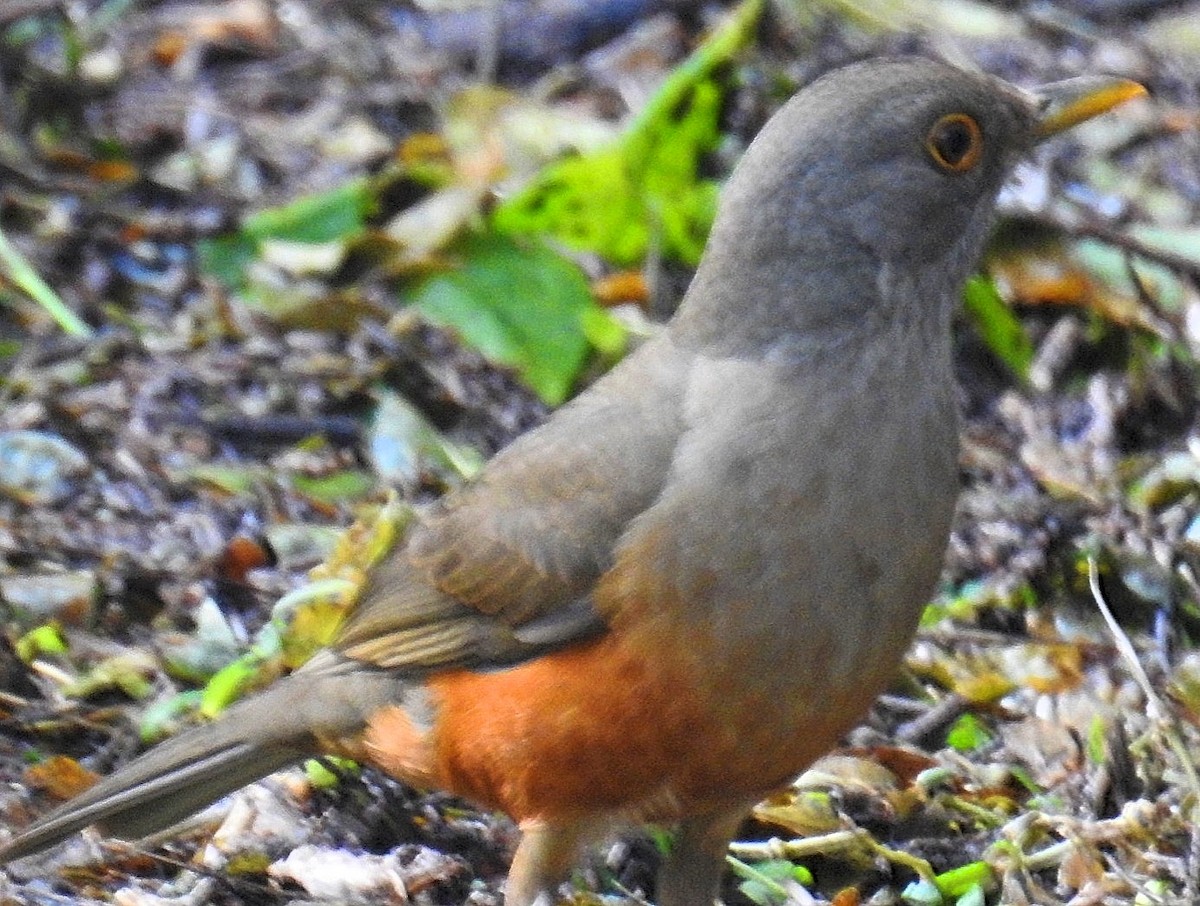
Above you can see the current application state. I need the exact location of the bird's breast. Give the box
[364,326,961,824]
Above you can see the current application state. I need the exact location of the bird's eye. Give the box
[925,113,983,173]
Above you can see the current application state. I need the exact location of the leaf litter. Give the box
[0,1,1199,905]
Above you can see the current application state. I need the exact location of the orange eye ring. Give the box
[925,113,984,173]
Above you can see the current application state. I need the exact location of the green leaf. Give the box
[158,597,243,684]
[946,713,992,752]
[15,623,68,661]
[196,233,257,287]
[305,756,359,789]
[139,690,204,743]
[242,179,373,243]
[647,825,674,855]
[179,462,266,495]
[1087,713,1107,763]
[279,593,351,669]
[495,148,649,264]
[408,233,625,404]
[753,859,813,886]
[1008,765,1040,794]
[727,856,810,906]
[0,226,92,337]
[290,469,376,504]
[200,655,265,718]
[738,878,785,906]
[581,304,629,357]
[492,0,762,264]
[64,654,153,700]
[963,274,1033,380]
[199,179,373,287]
[935,861,994,898]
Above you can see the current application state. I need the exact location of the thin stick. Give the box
[1086,557,1200,809]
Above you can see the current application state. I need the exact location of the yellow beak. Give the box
[1033,75,1147,138]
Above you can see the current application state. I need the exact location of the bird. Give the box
[0,56,1144,906]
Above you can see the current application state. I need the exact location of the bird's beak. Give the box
[1033,75,1147,139]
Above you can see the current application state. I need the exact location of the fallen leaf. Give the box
[24,755,99,801]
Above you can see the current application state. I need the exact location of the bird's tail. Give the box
[0,653,404,864]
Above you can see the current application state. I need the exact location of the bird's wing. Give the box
[333,336,691,673]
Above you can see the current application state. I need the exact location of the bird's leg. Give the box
[505,818,595,906]
[656,803,751,906]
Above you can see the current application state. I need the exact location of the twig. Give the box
[0,689,32,710]
[1065,222,1200,282]
[1087,557,1200,811]
[895,692,969,746]
[728,829,938,884]
[727,830,867,862]
[1189,814,1200,906]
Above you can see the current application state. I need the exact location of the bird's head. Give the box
[677,56,1144,354]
